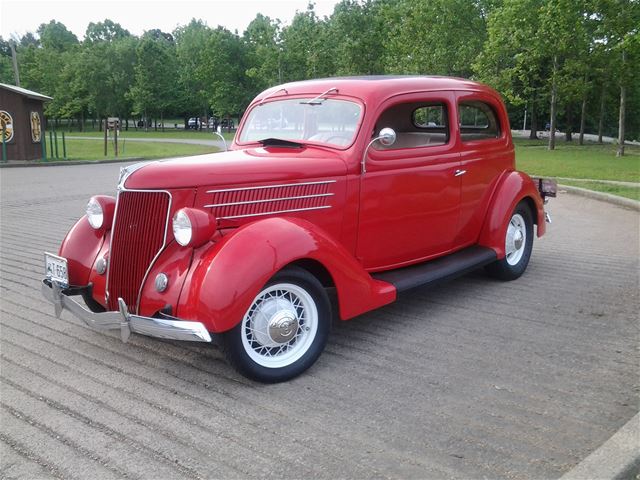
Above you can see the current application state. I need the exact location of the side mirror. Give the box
[213,126,228,152]
[378,128,397,147]
[361,127,397,174]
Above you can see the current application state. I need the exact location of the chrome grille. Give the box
[107,191,170,312]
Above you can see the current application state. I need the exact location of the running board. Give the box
[371,246,497,293]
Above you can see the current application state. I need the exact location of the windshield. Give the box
[238,98,362,148]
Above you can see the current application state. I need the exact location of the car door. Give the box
[454,92,513,247]
[356,92,462,270]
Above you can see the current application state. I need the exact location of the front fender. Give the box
[59,215,105,286]
[478,170,545,258]
[177,218,396,333]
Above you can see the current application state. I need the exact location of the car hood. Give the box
[124,146,348,190]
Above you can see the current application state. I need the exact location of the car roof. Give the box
[253,75,500,106]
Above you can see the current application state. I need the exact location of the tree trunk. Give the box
[529,97,538,140]
[548,55,558,150]
[616,50,626,157]
[565,107,573,142]
[579,94,587,145]
[617,83,626,157]
[598,83,605,143]
[80,111,84,132]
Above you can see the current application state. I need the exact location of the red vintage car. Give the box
[43,76,555,382]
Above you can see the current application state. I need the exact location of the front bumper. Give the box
[41,280,212,343]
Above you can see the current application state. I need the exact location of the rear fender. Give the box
[59,215,105,286]
[177,217,396,333]
[478,171,545,258]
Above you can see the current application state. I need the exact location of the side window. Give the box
[459,101,500,141]
[374,101,449,150]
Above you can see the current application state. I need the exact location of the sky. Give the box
[0,0,340,40]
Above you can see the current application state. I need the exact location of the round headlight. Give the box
[172,208,216,248]
[85,196,115,231]
[172,209,193,246]
[86,197,104,229]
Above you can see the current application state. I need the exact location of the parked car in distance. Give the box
[43,76,556,383]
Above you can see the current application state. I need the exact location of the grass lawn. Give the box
[559,180,639,201]
[50,139,219,161]
[514,138,640,182]
[68,129,236,141]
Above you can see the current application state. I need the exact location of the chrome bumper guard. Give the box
[41,280,212,343]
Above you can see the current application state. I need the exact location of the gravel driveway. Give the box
[1,163,638,479]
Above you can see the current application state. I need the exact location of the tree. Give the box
[128,31,177,130]
[244,14,282,93]
[0,37,14,84]
[37,20,78,51]
[85,19,130,43]
[474,0,547,139]
[384,0,487,77]
[329,0,384,75]
[592,0,640,156]
[201,27,250,122]
[174,19,213,123]
[280,4,335,81]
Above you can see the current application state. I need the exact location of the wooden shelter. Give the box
[0,83,52,161]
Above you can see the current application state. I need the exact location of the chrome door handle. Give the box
[454,169,467,177]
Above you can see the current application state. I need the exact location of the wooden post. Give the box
[104,119,108,156]
[114,124,118,157]
[49,131,54,158]
[62,132,67,159]
[42,131,47,162]
[1,126,7,162]
[54,130,59,159]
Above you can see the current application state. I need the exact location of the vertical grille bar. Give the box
[107,191,170,312]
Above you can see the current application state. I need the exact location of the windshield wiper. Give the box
[300,87,338,105]
[258,138,305,148]
[258,87,288,106]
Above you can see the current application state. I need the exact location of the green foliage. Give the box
[128,31,177,120]
[384,0,487,77]
[5,1,639,145]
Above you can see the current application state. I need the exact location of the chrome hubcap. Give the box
[268,311,299,344]
[505,213,527,266]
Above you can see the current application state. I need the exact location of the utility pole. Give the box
[10,42,20,87]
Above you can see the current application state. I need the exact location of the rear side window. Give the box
[459,101,500,141]
[373,101,449,150]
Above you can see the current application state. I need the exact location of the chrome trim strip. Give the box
[42,280,212,343]
[206,180,336,194]
[218,205,331,220]
[204,193,334,208]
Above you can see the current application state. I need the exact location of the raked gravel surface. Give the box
[1,162,638,479]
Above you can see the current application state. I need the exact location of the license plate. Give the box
[45,252,69,288]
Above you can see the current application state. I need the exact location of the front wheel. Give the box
[485,201,534,281]
[221,267,330,383]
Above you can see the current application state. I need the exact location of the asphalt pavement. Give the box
[1,163,638,479]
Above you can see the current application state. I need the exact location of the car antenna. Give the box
[300,87,339,105]
[259,88,288,106]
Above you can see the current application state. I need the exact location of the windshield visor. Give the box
[239,98,362,148]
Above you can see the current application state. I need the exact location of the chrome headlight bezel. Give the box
[86,197,104,229]
[172,209,193,246]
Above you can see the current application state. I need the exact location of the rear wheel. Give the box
[485,201,534,281]
[221,267,330,383]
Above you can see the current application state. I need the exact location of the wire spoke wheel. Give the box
[241,283,318,368]
[222,266,330,382]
